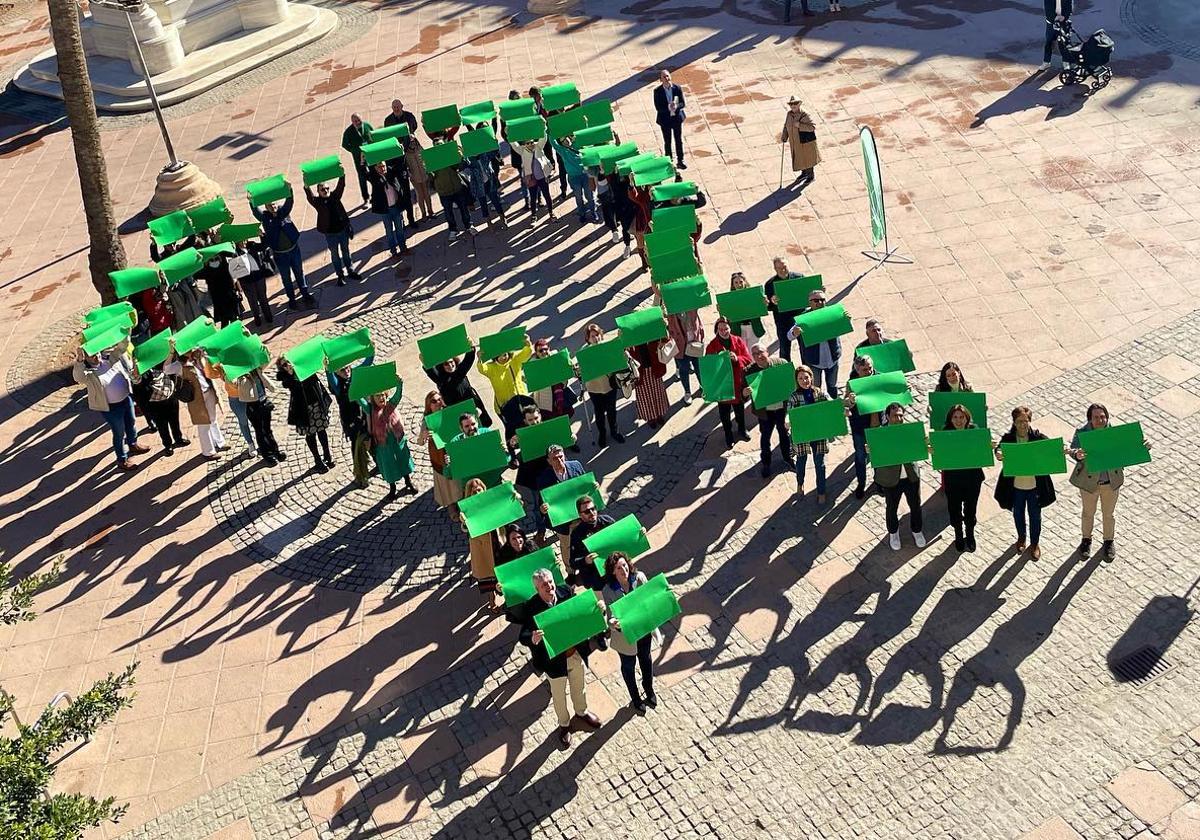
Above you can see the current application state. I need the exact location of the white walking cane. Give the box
[779,142,786,190]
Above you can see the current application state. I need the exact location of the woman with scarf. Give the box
[705,317,753,448]
[786,364,833,502]
[417,390,463,520]
[602,551,662,713]
[368,385,417,498]
[326,355,374,488]
[277,357,334,473]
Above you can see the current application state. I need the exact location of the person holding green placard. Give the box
[876,403,926,550]
[207,357,254,457]
[328,355,375,489]
[579,324,626,448]
[195,235,242,326]
[430,155,476,240]
[368,386,417,499]
[549,135,599,224]
[465,144,507,229]
[630,335,673,430]
[846,354,880,499]
[461,478,502,610]
[993,406,1057,561]
[226,361,286,466]
[929,362,973,422]
[450,413,508,487]
[417,391,463,515]
[341,113,374,205]
[133,360,190,455]
[594,166,631,248]
[424,347,493,428]
[276,357,334,473]
[765,257,803,362]
[707,317,754,448]
[529,339,580,448]
[73,344,151,471]
[303,176,359,285]
[367,162,413,258]
[568,495,616,591]
[628,182,653,274]
[666,308,705,405]
[856,318,889,349]
[602,552,661,713]
[1068,403,1145,561]
[941,404,986,553]
[384,99,418,134]
[478,335,534,417]
[515,140,557,223]
[787,287,842,397]
[787,364,832,501]
[497,524,536,566]
[538,444,588,567]
[233,239,274,326]
[747,344,795,478]
[402,133,435,222]
[249,196,315,311]
[728,273,766,346]
[178,347,228,459]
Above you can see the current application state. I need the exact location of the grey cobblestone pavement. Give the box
[124,308,1200,838]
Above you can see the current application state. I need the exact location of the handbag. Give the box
[228,252,258,280]
[798,131,817,143]
[686,340,705,358]
[177,377,195,403]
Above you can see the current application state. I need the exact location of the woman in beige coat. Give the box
[178,347,228,458]
[781,96,821,183]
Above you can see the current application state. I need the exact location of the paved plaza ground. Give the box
[3,0,1200,837]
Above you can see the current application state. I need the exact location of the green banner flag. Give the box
[652,203,697,234]
[789,399,848,444]
[109,266,161,299]
[82,314,133,343]
[610,573,680,646]
[299,155,345,187]
[478,326,527,361]
[459,100,496,126]
[575,339,629,382]
[516,415,575,461]
[421,141,463,172]
[498,97,536,121]
[524,350,574,392]
[716,287,769,323]
[928,391,988,429]
[579,99,614,126]
[548,109,587,140]
[496,546,562,606]
[460,126,499,158]
[582,514,651,576]
[616,309,668,349]
[772,275,824,313]
[856,339,915,374]
[748,362,797,409]
[861,126,887,249]
[245,173,292,206]
[866,422,929,468]
[218,335,270,380]
[81,325,130,357]
[573,125,613,147]
[535,591,607,659]
[649,247,699,284]
[147,210,194,247]
[1001,437,1067,477]
[172,316,216,356]
[362,138,404,166]
[541,82,580,111]
[134,328,173,374]
[186,196,233,232]
[85,301,134,325]
[446,428,509,483]
[421,104,461,134]
[369,123,410,143]
[793,304,853,346]
[930,428,995,471]
[156,248,204,286]
[458,481,524,539]
[652,181,697,202]
[348,361,398,401]
[848,371,911,414]
[284,334,329,382]
[323,328,373,372]
[699,352,734,403]
[1078,422,1152,473]
[199,321,250,358]
[660,274,711,315]
[542,472,604,528]
[426,399,477,449]
[218,222,262,244]
[418,324,471,368]
[504,116,546,144]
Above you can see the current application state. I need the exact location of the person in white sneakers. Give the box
[874,402,926,550]
[1041,0,1073,70]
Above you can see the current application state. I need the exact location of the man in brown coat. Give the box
[781,96,821,183]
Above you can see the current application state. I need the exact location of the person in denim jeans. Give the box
[465,146,507,228]
[73,343,151,471]
[430,161,476,239]
[249,196,315,310]
[666,308,704,404]
[303,176,359,285]
[366,162,412,257]
[844,354,879,499]
[994,405,1058,561]
[549,136,598,223]
[786,364,832,502]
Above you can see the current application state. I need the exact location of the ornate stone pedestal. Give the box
[149,161,223,217]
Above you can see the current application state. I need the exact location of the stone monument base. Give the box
[13,3,337,113]
[149,161,224,217]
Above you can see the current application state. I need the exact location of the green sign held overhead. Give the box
[457,481,524,539]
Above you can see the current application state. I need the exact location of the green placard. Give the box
[348,361,398,401]
[856,339,915,374]
[1078,422,1152,473]
[516,415,575,461]
[361,138,404,166]
[421,141,463,172]
[651,181,698,202]
[478,326,527,361]
[848,372,911,414]
[459,100,496,126]
[535,591,607,660]
[579,99,614,126]
[616,152,657,177]
[110,266,161,299]
[199,321,249,358]
[496,546,562,605]
[460,127,499,158]
[524,350,574,393]
[592,142,639,174]
[548,108,587,140]
[81,325,130,357]
[773,275,824,313]
[172,316,216,356]
[1001,437,1067,477]
[616,309,668,349]
[644,228,693,260]
[426,399,477,450]
[245,173,292,206]
[369,123,410,142]
[218,222,262,244]
[504,116,546,144]
[218,335,270,380]
[789,399,848,444]
[542,472,604,528]
[541,82,580,111]
[284,334,329,382]
[582,514,651,576]
[574,339,629,382]
[458,481,524,539]
[661,274,711,315]
[793,304,853,346]
[323,328,373,372]
[865,422,929,468]
[499,97,537,121]
[85,301,134,325]
[147,210,194,247]
[633,161,676,187]
[610,573,681,646]
[421,104,461,134]
[299,155,345,187]
[652,203,697,234]
[156,247,204,286]
[928,390,988,429]
[134,328,172,374]
[186,196,233,232]
[699,352,734,403]
[198,242,235,259]
[446,428,509,483]
[930,428,995,471]
[649,247,699,284]
[417,324,471,368]
[748,362,797,409]
[81,314,133,343]
[716,287,769,323]
[573,125,613,147]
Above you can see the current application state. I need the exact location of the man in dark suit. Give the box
[537,443,586,563]
[653,69,687,170]
[518,569,603,748]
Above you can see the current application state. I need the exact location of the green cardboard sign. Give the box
[793,304,853,346]
[446,428,510,483]
[928,390,988,429]
[661,274,711,315]
[110,266,161,299]
[699,352,734,403]
[147,210,194,247]
[610,573,681,646]
[478,326,527,361]
[496,546,562,605]
[156,248,204,286]
[284,334,329,382]
[498,98,536,121]
[245,173,292,206]
[593,142,639,174]
[458,481,524,539]
[299,155,345,187]
[198,243,236,259]
[421,141,463,172]
[649,247,699,284]
[542,472,604,528]
[217,335,270,380]
[573,125,613,147]
[348,362,398,401]
[172,316,217,356]
[541,82,580,111]
[633,161,676,187]
[579,99,614,126]
[644,228,692,260]
[133,327,173,374]
[574,338,629,382]
[186,196,233,232]
[82,314,133,343]
[426,399,477,450]
[361,138,404,166]
[616,152,657,177]
[516,415,575,461]
[652,181,698,202]
[534,591,607,660]
[848,372,911,414]
[865,422,929,468]
[747,362,797,409]
[1078,422,1152,473]
[548,109,587,140]
[930,428,995,471]
[460,126,499,158]
[504,116,546,144]
[524,350,574,392]
[616,308,668,349]
[323,328,373,372]
[85,301,134,325]
[459,100,496,126]
[716,287,769,323]
[1000,438,1067,477]
[81,325,130,357]
[582,514,651,576]
[369,123,410,142]
[772,275,823,313]
[199,321,249,358]
[421,104,461,134]
[218,222,262,244]
[652,203,697,234]
[788,399,848,444]
[418,324,471,368]
[856,339,915,374]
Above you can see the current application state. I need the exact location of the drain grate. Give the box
[1110,646,1173,686]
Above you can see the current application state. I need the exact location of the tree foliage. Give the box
[0,559,62,626]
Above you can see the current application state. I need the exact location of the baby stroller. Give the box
[1051,18,1115,92]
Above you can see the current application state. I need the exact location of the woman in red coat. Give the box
[705,316,753,448]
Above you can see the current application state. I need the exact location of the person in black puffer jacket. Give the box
[304,175,359,285]
[276,356,334,472]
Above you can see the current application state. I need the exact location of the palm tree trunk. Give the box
[46,0,125,305]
